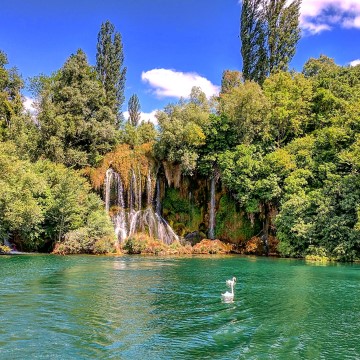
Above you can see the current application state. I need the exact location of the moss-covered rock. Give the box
[215,194,261,244]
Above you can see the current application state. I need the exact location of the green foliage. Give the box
[123,235,148,254]
[221,70,242,94]
[36,50,118,167]
[162,187,202,234]
[215,194,259,243]
[0,50,24,141]
[218,145,284,213]
[263,71,313,146]
[218,81,270,145]
[120,121,157,148]
[0,142,115,253]
[127,94,141,127]
[0,244,11,254]
[155,87,210,174]
[240,0,301,83]
[96,20,127,121]
[240,0,267,84]
[1,42,360,262]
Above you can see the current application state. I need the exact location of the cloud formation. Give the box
[350,59,360,67]
[23,96,36,114]
[300,0,360,34]
[141,68,219,99]
[123,110,159,125]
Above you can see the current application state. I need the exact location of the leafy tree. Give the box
[197,114,238,175]
[303,55,360,131]
[155,87,210,174]
[128,93,141,127]
[240,0,267,84]
[36,49,118,167]
[266,0,301,73]
[0,142,46,249]
[0,50,24,134]
[96,20,127,123]
[263,71,313,146]
[121,120,157,148]
[0,142,115,253]
[218,145,295,253]
[240,0,301,83]
[220,70,243,94]
[218,80,270,145]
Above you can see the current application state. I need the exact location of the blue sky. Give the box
[1,0,360,122]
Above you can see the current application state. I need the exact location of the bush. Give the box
[53,228,116,255]
[123,234,148,254]
[192,239,233,254]
[305,245,330,262]
[0,245,11,254]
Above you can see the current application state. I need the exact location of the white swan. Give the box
[221,277,236,302]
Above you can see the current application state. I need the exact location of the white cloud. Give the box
[141,68,220,99]
[300,0,360,34]
[123,110,159,126]
[140,110,158,125]
[350,59,360,66]
[23,96,36,114]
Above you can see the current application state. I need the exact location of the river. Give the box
[1,255,359,359]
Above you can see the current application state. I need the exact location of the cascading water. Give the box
[104,168,178,245]
[208,176,216,240]
[105,169,127,243]
[155,178,161,215]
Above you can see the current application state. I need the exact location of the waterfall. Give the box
[104,168,113,212]
[155,178,161,215]
[104,168,127,243]
[208,176,216,240]
[104,168,178,245]
[146,171,152,207]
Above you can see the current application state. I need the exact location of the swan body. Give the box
[221,289,234,302]
[221,276,236,302]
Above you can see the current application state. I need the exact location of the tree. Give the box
[263,71,313,147]
[240,0,301,83]
[36,49,118,167]
[96,20,127,123]
[0,50,23,132]
[155,87,210,175]
[240,0,267,84]
[0,141,115,253]
[266,0,301,74]
[220,70,243,94]
[218,80,270,145]
[218,145,295,253]
[128,94,141,127]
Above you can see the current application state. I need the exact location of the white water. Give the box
[104,168,178,244]
[208,176,216,239]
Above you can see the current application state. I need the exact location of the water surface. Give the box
[1,255,359,359]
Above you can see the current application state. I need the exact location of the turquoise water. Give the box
[1,255,360,359]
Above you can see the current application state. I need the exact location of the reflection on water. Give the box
[0,255,360,359]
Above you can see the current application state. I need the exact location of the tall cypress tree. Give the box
[266,0,301,74]
[96,20,127,124]
[128,94,141,127]
[240,0,301,83]
[240,0,267,84]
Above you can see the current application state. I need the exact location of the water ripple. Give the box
[1,255,360,359]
